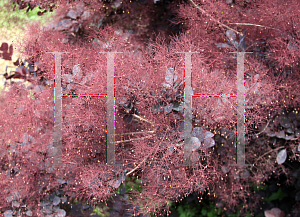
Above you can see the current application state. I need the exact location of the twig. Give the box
[72,82,90,87]
[229,23,281,31]
[115,130,155,136]
[126,157,147,176]
[114,134,154,144]
[132,114,155,126]
[189,0,242,36]
[126,125,169,176]
[253,119,271,138]
[125,139,159,176]
[63,161,77,165]
[252,145,285,166]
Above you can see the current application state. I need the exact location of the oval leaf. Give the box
[112,179,122,188]
[52,196,60,206]
[226,30,236,41]
[72,64,82,80]
[205,131,214,138]
[203,136,215,148]
[192,127,206,142]
[277,149,287,165]
[172,102,183,111]
[184,137,201,159]
[164,103,173,114]
[215,43,233,48]
[165,68,177,88]
[190,137,201,152]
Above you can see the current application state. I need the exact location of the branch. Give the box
[126,138,159,176]
[126,157,147,176]
[114,134,154,144]
[115,130,155,136]
[228,23,281,32]
[253,145,286,166]
[132,114,155,126]
[189,0,242,36]
[252,119,271,139]
[126,126,169,176]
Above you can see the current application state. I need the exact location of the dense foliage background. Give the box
[0,0,300,217]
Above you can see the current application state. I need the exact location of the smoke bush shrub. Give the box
[1,0,300,216]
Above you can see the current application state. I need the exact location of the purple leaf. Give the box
[191,152,200,163]
[164,68,177,89]
[277,149,287,165]
[287,40,298,51]
[226,30,236,41]
[164,103,173,114]
[203,136,215,148]
[192,127,206,142]
[190,137,201,151]
[52,196,60,206]
[215,43,232,48]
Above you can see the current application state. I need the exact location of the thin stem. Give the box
[253,145,285,166]
[126,139,158,176]
[229,23,281,32]
[253,119,271,138]
[114,134,154,144]
[72,82,90,87]
[189,0,242,36]
[63,161,77,165]
[132,114,155,126]
[115,130,155,136]
[126,126,169,176]
[126,157,147,176]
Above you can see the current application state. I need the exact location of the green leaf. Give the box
[92,206,110,217]
[263,187,288,202]
[207,210,216,217]
[250,182,268,192]
[177,206,185,217]
[246,212,252,217]
[201,208,207,216]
